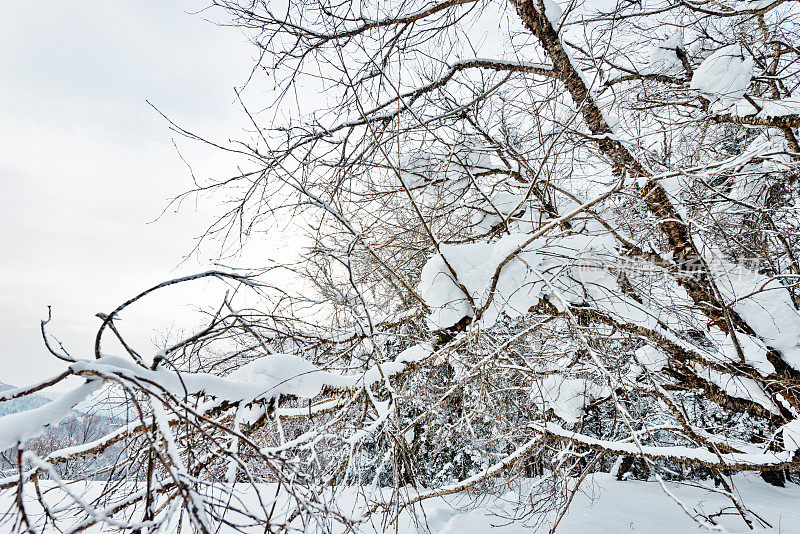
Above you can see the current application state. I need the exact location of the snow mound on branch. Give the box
[782,418,800,452]
[418,232,618,329]
[226,354,354,398]
[647,31,684,75]
[627,344,669,380]
[361,343,433,384]
[71,346,433,408]
[706,328,774,376]
[4,345,434,444]
[690,44,753,108]
[700,250,800,372]
[419,241,493,329]
[744,131,794,171]
[73,355,350,405]
[535,375,610,423]
[394,343,433,364]
[471,193,529,233]
[693,364,780,415]
[732,96,800,120]
[532,0,563,26]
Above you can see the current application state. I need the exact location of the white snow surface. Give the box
[6,473,800,533]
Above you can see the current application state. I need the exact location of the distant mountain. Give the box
[0,382,119,424]
[0,381,130,432]
[0,382,51,418]
[0,382,125,478]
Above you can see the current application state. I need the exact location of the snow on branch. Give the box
[531,422,799,471]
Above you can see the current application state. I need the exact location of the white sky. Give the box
[0,1,273,386]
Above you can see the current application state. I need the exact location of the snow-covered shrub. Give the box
[4,0,800,532]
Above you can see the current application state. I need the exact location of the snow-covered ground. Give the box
[362,474,799,534]
[4,473,799,533]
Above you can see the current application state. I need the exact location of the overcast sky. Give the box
[0,1,268,386]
